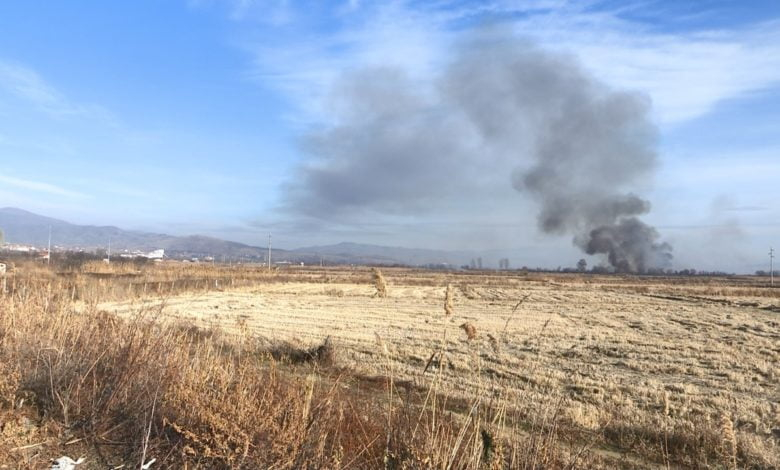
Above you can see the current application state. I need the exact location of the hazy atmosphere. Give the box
[1,1,779,272]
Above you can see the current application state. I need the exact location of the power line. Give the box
[770,247,775,287]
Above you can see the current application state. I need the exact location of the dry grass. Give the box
[0,264,602,469]
[445,283,455,316]
[1,262,778,468]
[720,414,738,470]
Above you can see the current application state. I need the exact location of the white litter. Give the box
[141,458,157,469]
[50,456,85,470]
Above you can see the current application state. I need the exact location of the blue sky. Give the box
[0,0,778,272]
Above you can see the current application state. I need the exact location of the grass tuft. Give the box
[372,267,387,298]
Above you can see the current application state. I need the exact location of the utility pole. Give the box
[107,236,111,264]
[770,247,775,287]
[267,233,272,271]
[47,225,52,265]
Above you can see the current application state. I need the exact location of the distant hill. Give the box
[0,207,276,260]
[0,208,491,266]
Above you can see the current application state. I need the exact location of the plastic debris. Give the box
[50,456,86,470]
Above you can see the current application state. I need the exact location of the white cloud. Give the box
[238,1,780,127]
[0,174,89,199]
[240,2,455,125]
[511,15,780,124]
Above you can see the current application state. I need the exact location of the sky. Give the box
[0,0,779,272]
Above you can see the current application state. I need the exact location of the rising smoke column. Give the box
[284,31,672,272]
[444,34,672,272]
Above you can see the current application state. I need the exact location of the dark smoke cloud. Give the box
[283,30,672,272]
[585,218,672,272]
[284,67,481,217]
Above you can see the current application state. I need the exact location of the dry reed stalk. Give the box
[501,294,530,341]
[374,332,389,357]
[662,391,670,417]
[444,283,454,316]
[302,374,316,423]
[486,334,500,354]
[719,414,738,470]
[372,268,387,298]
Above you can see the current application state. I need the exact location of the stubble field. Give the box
[97,266,780,468]
[2,262,778,469]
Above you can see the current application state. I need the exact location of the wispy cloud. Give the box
[236,1,780,126]
[0,174,89,199]
[510,13,780,124]
[0,60,116,123]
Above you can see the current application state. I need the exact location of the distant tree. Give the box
[576,258,587,272]
[677,268,698,276]
[469,259,476,269]
[477,257,483,269]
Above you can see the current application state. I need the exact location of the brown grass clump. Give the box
[324,287,345,297]
[460,322,477,340]
[444,283,455,315]
[372,267,387,298]
[267,336,336,367]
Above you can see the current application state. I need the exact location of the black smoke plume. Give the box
[284,30,672,272]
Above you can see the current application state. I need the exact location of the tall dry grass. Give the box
[2,263,775,469]
[0,266,601,469]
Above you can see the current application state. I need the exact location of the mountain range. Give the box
[0,207,478,266]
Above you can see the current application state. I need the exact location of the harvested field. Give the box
[95,267,780,468]
[2,263,778,468]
